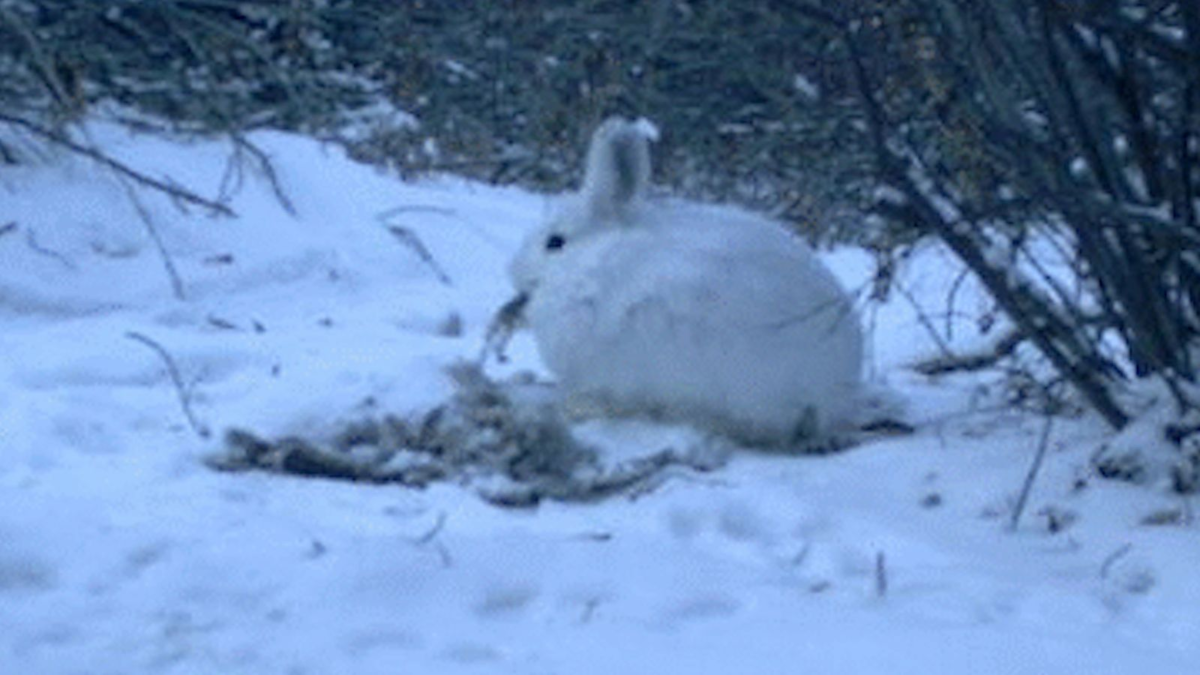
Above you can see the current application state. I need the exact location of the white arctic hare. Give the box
[508,117,863,444]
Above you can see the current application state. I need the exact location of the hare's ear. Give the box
[581,117,658,220]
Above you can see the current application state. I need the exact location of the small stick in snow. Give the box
[1010,412,1056,532]
[791,542,812,567]
[406,511,452,568]
[1100,543,1133,580]
[894,279,955,361]
[117,176,188,300]
[874,551,888,599]
[206,315,240,331]
[579,597,603,623]
[126,331,211,439]
[911,328,1024,376]
[384,225,453,286]
[410,511,448,545]
[377,204,456,218]
[0,221,16,238]
[231,134,296,216]
[376,205,457,286]
[25,229,77,270]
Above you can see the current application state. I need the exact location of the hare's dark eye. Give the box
[545,233,566,251]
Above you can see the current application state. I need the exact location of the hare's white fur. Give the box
[509,117,862,443]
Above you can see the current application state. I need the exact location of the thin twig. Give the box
[0,6,74,109]
[1100,543,1133,579]
[231,133,296,215]
[943,267,972,341]
[772,279,870,336]
[64,120,191,300]
[895,279,955,359]
[912,327,1024,376]
[126,331,211,439]
[409,511,448,545]
[0,222,16,238]
[406,511,452,568]
[217,133,247,205]
[1010,411,1056,532]
[382,224,454,286]
[24,229,76,270]
[118,174,188,300]
[0,113,235,217]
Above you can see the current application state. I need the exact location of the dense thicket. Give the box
[0,1,874,233]
[832,0,1199,432]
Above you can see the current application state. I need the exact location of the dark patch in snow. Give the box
[209,362,715,506]
[0,556,57,592]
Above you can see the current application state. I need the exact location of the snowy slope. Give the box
[1,124,1197,674]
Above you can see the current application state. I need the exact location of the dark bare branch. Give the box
[0,113,235,217]
[231,134,296,216]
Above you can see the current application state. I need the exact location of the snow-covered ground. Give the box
[2,124,1197,674]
